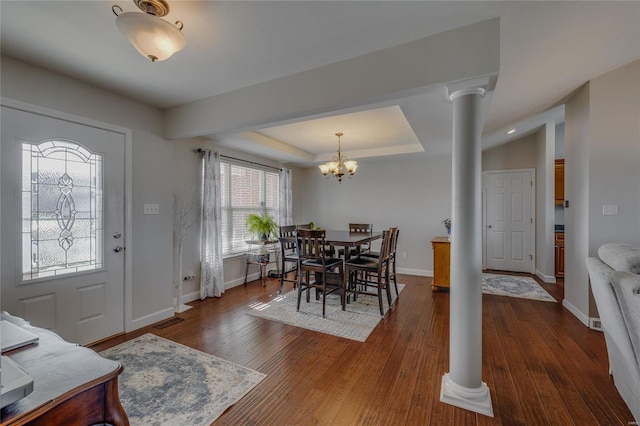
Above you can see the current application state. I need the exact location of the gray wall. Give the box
[1,56,175,330]
[587,60,640,317]
[564,82,591,323]
[564,59,640,324]
[481,129,557,281]
[169,138,305,298]
[297,154,452,276]
[482,133,538,171]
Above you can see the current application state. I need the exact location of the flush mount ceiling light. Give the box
[319,133,358,183]
[112,0,185,62]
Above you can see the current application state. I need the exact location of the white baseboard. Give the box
[535,269,557,283]
[398,267,432,277]
[176,291,200,305]
[128,307,174,332]
[562,298,589,326]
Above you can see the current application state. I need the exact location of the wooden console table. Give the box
[1,314,128,426]
[431,237,451,291]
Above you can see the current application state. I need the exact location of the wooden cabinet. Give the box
[555,159,565,206]
[1,315,128,425]
[555,232,565,277]
[431,237,450,290]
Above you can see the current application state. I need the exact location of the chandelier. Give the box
[112,0,185,62]
[319,133,358,183]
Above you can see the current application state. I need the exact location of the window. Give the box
[22,140,103,280]
[220,161,279,256]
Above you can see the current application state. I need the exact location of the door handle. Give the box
[487,225,492,228]
[113,232,122,239]
[113,246,124,253]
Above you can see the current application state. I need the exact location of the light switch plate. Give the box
[602,204,618,216]
[143,204,160,215]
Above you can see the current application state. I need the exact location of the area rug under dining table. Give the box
[100,333,266,426]
[247,284,404,342]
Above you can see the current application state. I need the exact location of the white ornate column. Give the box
[440,79,493,417]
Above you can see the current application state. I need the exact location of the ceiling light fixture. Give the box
[112,0,185,62]
[319,132,358,183]
[507,129,516,134]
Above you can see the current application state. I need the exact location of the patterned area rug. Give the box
[246,284,404,342]
[482,273,557,302]
[100,333,266,426]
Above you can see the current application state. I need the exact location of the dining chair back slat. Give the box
[278,225,298,294]
[343,229,394,316]
[295,229,344,317]
[339,223,373,258]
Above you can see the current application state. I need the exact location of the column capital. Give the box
[447,76,491,102]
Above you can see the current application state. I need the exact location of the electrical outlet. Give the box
[590,318,603,331]
[143,203,160,215]
[401,252,408,260]
[602,204,618,216]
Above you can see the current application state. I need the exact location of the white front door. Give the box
[484,169,535,273]
[1,105,125,345]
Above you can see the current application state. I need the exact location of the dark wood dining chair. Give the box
[296,229,344,317]
[343,229,393,316]
[339,223,373,258]
[278,225,299,294]
[362,227,399,296]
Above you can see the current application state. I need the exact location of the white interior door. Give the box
[1,106,125,345]
[484,169,534,273]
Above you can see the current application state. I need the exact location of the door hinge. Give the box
[530,218,533,223]
[530,254,533,260]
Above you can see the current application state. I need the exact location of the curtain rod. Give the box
[194,149,282,172]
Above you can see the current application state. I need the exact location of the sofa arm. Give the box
[610,271,640,366]
[598,243,640,274]
[586,258,636,360]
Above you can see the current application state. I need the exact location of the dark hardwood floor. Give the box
[91,273,634,425]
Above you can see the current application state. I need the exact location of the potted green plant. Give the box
[246,212,279,262]
[442,218,452,239]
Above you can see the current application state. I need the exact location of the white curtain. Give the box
[279,168,293,226]
[200,150,225,298]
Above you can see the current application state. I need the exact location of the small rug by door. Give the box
[482,273,557,302]
[246,284,404,342]
[100,333,266,426]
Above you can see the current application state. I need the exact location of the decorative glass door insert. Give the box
[22,140,103,280]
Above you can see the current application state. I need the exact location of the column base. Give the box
[440,373,494,417]
[174,304,193,313]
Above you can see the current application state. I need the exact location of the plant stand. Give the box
[244,240,279,287]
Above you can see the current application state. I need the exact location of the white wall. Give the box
[296,154,452,276]
[481,129,556,281]
[564,82,591,325]
[169,138,305,299]
[587,60,640,316]
[482,133,538,171]
[1,56,175,330]
[537,123,556,281]
[564,60,640,325]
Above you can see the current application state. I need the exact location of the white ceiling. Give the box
[1,1,639,166]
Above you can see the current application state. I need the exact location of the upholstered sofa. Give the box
[586,243,640,422]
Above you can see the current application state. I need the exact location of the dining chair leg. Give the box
[377,278,385,316]
[296,264,305,311]
[392,259,398,296]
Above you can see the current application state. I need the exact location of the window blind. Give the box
[220,162,280,256]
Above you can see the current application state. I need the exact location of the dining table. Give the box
[323,230,382,259]
[279,230,382,260]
